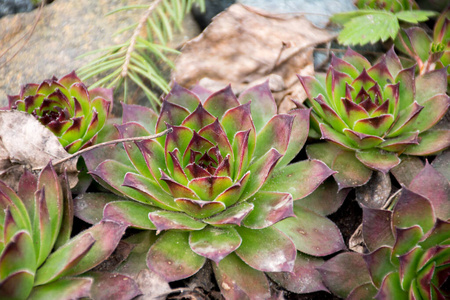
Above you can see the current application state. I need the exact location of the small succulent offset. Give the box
[0,163,125,299]
[300,48,450,187]
[355,0,418,12]
[84,82,345,298]
[7,71,112,154]
[319,163,450,299]
[395,7,449,80]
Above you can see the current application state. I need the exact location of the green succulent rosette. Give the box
[82,82,346,298]
[7,71,112,154]
[318,163,450,299]
[355,0,419,12]
[0,163,126,300]
[299,48,450,188]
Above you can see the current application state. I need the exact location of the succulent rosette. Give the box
[355,0,419,12]
[82,82,346,298]
[0,163,126,300]
[7,71,112,154]
[299,48,450,188]
[319,163,450,299]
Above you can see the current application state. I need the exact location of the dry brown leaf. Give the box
[172,4,334,112]
[0,110,78,190]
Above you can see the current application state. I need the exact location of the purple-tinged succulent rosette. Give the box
[319,163,450,299]
[299,48,450,188]
[82,82,346,298]
[7,71,112,154]
[0,163,125,299]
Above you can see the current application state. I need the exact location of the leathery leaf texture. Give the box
[0,163,125,300]
[300,48,450,186]
[7,71,112,154]
[85,82,345,298]
[318,163,450,300]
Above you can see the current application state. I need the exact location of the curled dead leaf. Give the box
[0,110,78,190]
[172,4,334,113]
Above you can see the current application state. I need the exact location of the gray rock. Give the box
[0,0,200,109]
[238,0,356,28]
[0,0,34,18]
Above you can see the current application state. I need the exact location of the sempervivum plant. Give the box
[355,0,418,12]
[7,71,112,153]
[0,163,125,300]
[83,82,346,298]
[299,48,450,188]
[318,163,450,299]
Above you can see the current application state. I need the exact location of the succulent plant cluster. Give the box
[0,163,125,299]
[396,7,449,81]
[299,47,450,188]
[82,82,346,298]
[7,71,112,154]
[319,163,450,299]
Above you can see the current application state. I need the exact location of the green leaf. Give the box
[338,12,400,45]
[28,278,92,300]
[147,231,205,281]
[395,10,436,24]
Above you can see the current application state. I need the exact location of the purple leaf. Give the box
[174,198,226,219]
[254,114,294,159]
[204,202,254,226]
[318,252,371,299]
[148,211,205,232]
[363,246,395,288]
[122,103,158,133]
[28,277,92,300]
[362,206,394,251]
[181,103,216,132]
[88,272,142,300]
[164,82,201,112]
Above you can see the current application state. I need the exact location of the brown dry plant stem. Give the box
[121,0,163,78]
[0,0,45,68]
[32,128,172,171]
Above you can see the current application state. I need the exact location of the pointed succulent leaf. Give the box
[253,114,294,159]
[243,192,294,229]
[34,232,96,285]
[367,59,394,89]
[319,123,357,150]
[278,108,311,166]
[297,75,328,103]
[188,176,233,201]
[235,226,296,272]
[160,171,199,199]
[353,114,395,137]
[362,206,395,251]
[73,193,122,225]
[398,246,423,291]
[33,188,53,267]
[87,272,141,300]
[181,103,216,132]
[175,198,226,219]
[0,231,35,280]
[415,69,447,104]
[115,122,153,178]
[189,226,241,263]
[213,253,270,299]
[392,188,435,233]
[198,119,233,157]
[0,270,34,300]
[267,252,328,294]
[343,129,384,149]
[343,48,372,72]
[155,101,190,134]
[262,159,335,200]
[379,131,420,152]
[364,246,396,288]
[136,139,168,185]
[392,226,424,258]
[238,81,277,132]
[103,200,157,230]
[318,252,371,299]
[122,172,179,211]
[306,143,372,189]
[122,103,158,133]
[221,102,256,154]
[203,85,240,119]
[62,221,126,276]
[314,95,348,132]
[409,162,450,220]
[375,272,408,300]
[347,283,378,300]
[148,211,206,232]
[432,150,450,182]
[232,130,250,180]
[203,202,254,226]
[147,231,205,281]
[387,101,424,137]
[275,205,345,256]
[28,277,92,300]
[164,82,200,112]
[404,130,450,156]
[330,53,360,78]
[385,47,403,77]
[241,148,282,200]
[356,148,400,173]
